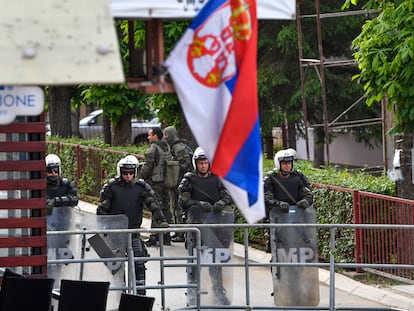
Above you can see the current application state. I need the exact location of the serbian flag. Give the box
[165,0,265,224]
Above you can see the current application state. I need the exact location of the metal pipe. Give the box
[297,1,310,159]
[315,0,330,164]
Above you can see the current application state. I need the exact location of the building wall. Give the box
[295,128,384,168]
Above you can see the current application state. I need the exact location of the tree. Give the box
[48,86,74,138]
[350,0,414,198]
[80,84,152,146]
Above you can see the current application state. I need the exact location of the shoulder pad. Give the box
[266,171,277,178]
[137,178,152,192]
[292,170,304,176]
[183,172,195,178]
[106,178,118,185]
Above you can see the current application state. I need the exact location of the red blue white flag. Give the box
[165,0,265,223]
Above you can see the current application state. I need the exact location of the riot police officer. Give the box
[179,147,233,305]
[46,154,79,280]
[264,148,319,306]
[97,155,168,295]
[46,153,78,213]
[264,148,313,214]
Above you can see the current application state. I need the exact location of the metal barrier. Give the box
[314,183,414,282]
[47,223,413,311]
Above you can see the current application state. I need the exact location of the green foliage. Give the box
[80,84,151,124]
[149,93,181,127]
[164,20,191,54]
[47,136,147,198]
[352,1,414,133]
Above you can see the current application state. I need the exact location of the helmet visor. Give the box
[47,166,59,174]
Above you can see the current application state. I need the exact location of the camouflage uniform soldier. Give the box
[141,127,172,246]
[163,126,193,242]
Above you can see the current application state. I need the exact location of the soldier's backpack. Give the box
[171,140,194,175]
[153,143,180,188]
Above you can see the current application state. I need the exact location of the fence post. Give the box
[353,190,363,273]
[76,144,82,182]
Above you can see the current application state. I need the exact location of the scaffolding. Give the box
[296,0,382,163]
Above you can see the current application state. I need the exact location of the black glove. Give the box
[46,199,55,215]
[278,201,290,213]
[267,200,278,208]
[213,200,226,213]
[296,199,310,209]
[199,201,213,212]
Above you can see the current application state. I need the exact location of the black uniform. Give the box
[178,171,233,305]
[263,170,313,215]
[179,172,232,221]
[97,177,166,294]
[47,177,78,208]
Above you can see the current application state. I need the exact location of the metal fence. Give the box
[313,184,414,282]
[47,222,412,311]
[46,141,143,198]
[356,190,414,281]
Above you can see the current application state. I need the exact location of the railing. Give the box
[355,191,414,281]
[314,184,414,282]
[47,141,144,198]
[47,223,413,311]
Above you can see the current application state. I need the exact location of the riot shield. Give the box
[76,213,129,311]
[47,206,76,280]
[186,205,234,306]
[269,205,320,306]
[49,211,128,311]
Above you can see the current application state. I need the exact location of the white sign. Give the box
[0,1,124,85]
[111,0,296,20]
[0,86,44,124]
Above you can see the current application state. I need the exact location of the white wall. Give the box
[295,128,384,168]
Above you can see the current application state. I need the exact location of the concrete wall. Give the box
[295,128,384,168]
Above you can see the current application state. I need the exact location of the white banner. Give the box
[111,0,296,20]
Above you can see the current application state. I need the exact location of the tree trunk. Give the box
[263,135,274,160]
[395,131,414,199]
[179,109,197,150]
[71,107,80,137]
[313,127,325,168]
[287,119,297,150]
[48,86,72,138]
[103,114,111,145]
[112,115,132,146]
